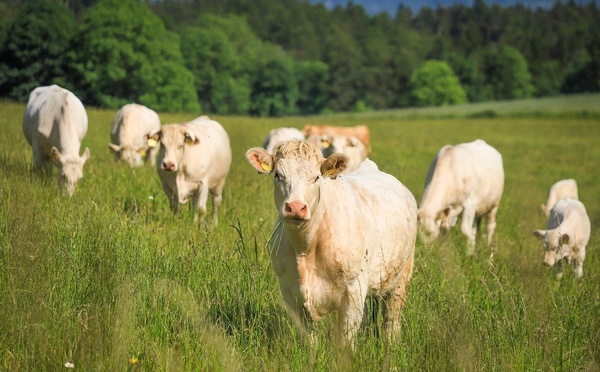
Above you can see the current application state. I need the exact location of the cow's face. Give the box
[51,147,90,197]
[417,209,441,241]
[148,124,199,172]
[246,140,348,225]
[533,229,570,267]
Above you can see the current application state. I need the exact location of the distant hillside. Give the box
[310,0,599,14]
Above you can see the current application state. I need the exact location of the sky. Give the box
[310,0,598,14]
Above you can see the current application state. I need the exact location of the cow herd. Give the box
[21,84,591,349]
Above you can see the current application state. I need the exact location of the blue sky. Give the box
[310,0,598,14]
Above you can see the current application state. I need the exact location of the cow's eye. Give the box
[274,172,280,181]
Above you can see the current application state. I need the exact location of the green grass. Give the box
[1,97,599,370]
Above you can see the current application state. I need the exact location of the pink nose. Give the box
[161,161,176,171]
[283,201,308,220]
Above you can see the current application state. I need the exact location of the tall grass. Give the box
[0,98,599,370]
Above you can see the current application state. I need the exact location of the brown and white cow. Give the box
[302,124,371,156]
[306,133,367,174]
[22,84,90,196]
[262,127,304,154]
[418,139,504,254]
[533,198,590,279]
[148,116,231,225]
[246,140,417,348]
[108,103,161,167]
[540,179,578,217]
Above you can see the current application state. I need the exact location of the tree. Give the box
[251,57,298,117]
[295,60,330,115]
[70,0,199,113]
[0,0,77,100]
[479,45,534,100]
[409,60,467,107]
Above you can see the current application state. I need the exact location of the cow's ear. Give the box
[533,230,546,239]
[246,147,273,174]
[108,143,121,153]
[321,153,348,178]
[184,131,199,146]
[50,146,64,164]
[560,233,570,245]
[147,130,161,148]
[81,147,90,164]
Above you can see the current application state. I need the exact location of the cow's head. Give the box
[417,208,450,242]
[108,143,148,167]
[147,124,199,172]
[50,146,90,196]
[246,140,348,225]
[533,229,571,267]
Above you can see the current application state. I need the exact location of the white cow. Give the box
[418,139,504,254]
[108,103,161,167]
[22,84,90,196]
[541,179,578,217]
[533,198,590,279]
[246,140,417,349]
[148,116,231,225]
[262,127,304,154]
[306,133,367,174]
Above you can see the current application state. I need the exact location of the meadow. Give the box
[0,96,599,371]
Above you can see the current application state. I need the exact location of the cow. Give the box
[417,139,504,254]
[533,198,590,279]
[262,127,304,154]
[148,116,231,225]
[306,133,367,174]
[22,84,90,196]
[302,124,371,156]
[108,103,161,167]
[245,140,417,349]
[540,179,578,217]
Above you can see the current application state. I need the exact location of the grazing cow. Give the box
[533,198,590,279]
[245,140,417,349]
[262,127,304,153]
[302,124,371,155]
[418,139,504,254]
[540,179,578,217]
[22,84,90,196]
[108,103,161,167]
[306,133,367,174]
[148,116,231,225]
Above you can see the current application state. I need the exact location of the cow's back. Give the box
[110,104,160,147]
[182,118,232,184]
[23,85,87,156]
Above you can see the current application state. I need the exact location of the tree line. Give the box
[0,0,598,116]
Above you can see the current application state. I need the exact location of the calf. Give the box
[418,139,504,254]
[533,198,590,279]
[22,85,90,196]
[540,179,578,217]
[148,116,231,225]
[108,103,161,167]
[246,140,417,348]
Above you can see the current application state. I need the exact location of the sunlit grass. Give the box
[0,98,599,370]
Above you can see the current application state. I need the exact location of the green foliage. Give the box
[295,60,330,115]
[479,45,535,100]
[251,56,298,117]
[0,0,77,100]
[70,0,199,113]
[409,60,468,107]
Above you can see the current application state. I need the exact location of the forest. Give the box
[0,0,598,116]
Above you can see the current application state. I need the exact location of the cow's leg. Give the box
[460,205,477,254]
[162,181,178,213]
[573,259,583,278]
[383,252,414,343]
[338,284,367,349]
[485,206,498,245]
[209,180,226,226]
[194,181,210,223]
[554,260,563,280]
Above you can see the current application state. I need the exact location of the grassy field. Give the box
[0,97,599,371]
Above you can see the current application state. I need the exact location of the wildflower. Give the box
[64,361,75,368]
[130,356,139,364]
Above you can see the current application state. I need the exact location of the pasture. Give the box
[0,98,599,370]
